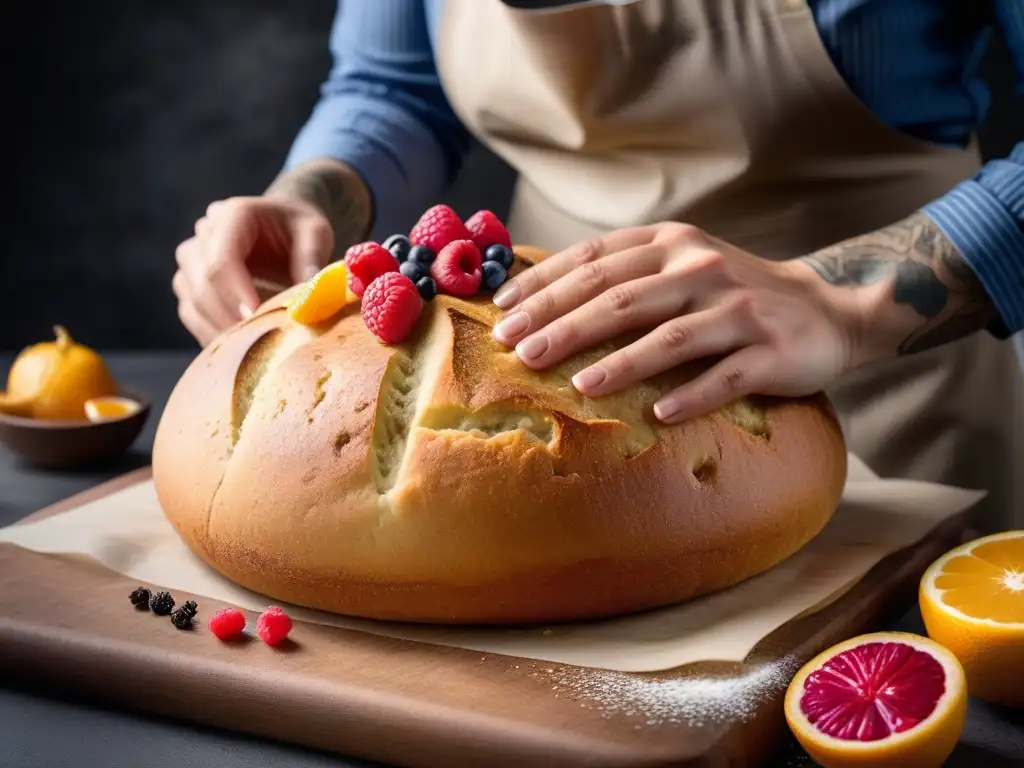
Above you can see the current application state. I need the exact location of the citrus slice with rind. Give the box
[84,396,141,423]
[287,261,351,326]
[784,632,966,768]
[920,530,1024,706]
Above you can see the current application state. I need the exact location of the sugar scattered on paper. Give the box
[536,657,799,728]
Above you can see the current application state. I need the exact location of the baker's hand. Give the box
[491,223,858,424]
[173,197,333,346]
[173,159,373,347]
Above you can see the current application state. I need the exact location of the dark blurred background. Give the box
[3,0,1022,351]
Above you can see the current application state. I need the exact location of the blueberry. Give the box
[409,244,436,267]
[484,244,514,270]
[383,234,412,262]
[416,276,437,302]
[400,260,427,283]
[481,261,507,292]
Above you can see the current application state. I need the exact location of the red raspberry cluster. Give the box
[345,205,513,345]
[207,605,293,646]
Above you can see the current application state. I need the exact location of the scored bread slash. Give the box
[287,261,351,325]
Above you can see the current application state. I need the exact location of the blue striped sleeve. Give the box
[284,0,471,233]
[922,1,1024,338]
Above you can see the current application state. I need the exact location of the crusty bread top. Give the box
[153,248,847,599]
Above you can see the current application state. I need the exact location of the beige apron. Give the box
[436,0,1024,530]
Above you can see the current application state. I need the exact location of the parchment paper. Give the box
[0,454,983,672]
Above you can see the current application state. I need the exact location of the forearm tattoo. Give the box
[799,212,997,355]
[266,161,373,260]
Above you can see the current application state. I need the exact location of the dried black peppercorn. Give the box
[170,608,193,630]
[150,591,175,616]
[129,587,151,609]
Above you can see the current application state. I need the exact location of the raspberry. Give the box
[465,210,511,251]
[344,242,398,297]
[208,608,246,641]
[431,240,483,297]
[256,606,293,646]
[349,274,367,298]
[361,272,423,344]
[409,205,470,253]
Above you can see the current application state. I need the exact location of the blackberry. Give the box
[481,261,508,292]
[484,244,514,270]
[416,276,437,302]
[170,607,193,630]
[181,600,199,618]
[150,590,175,616]
[408,244,436,268]
[129,587,151,610]
[399,260,427,284]
[383,234,412,263]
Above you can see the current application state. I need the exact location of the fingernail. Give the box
[572,367,606,392]
[238,303,254,319]
[302,265,320,282]
[493,312,530,342]
[654,399,680,422]
[493,283,520,309]
[516,334,549,361]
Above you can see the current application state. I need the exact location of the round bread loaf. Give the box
[153,247,846,625]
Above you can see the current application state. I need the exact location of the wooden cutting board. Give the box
[0,470,972,768]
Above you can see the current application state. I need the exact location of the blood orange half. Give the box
[784,632,966,768]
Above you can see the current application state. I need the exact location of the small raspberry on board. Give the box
[256,606,293,646]
[344,242,398,297]
[361,272,424,344]
[208,608,246,641]
[465,210,511,251]
[431,240,483,297]
[409,205,470,253]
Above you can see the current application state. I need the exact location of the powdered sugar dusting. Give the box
[537,657,799,728]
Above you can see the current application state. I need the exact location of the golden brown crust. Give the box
[153,247,847,624]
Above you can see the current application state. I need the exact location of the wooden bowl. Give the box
[0,394,151,469]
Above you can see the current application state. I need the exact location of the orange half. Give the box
[287,261,351,326]
[84,396,141,423]
[920,530,1024,706]
[784,632,966,768]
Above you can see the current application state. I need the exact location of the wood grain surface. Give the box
[0,471,973,767]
